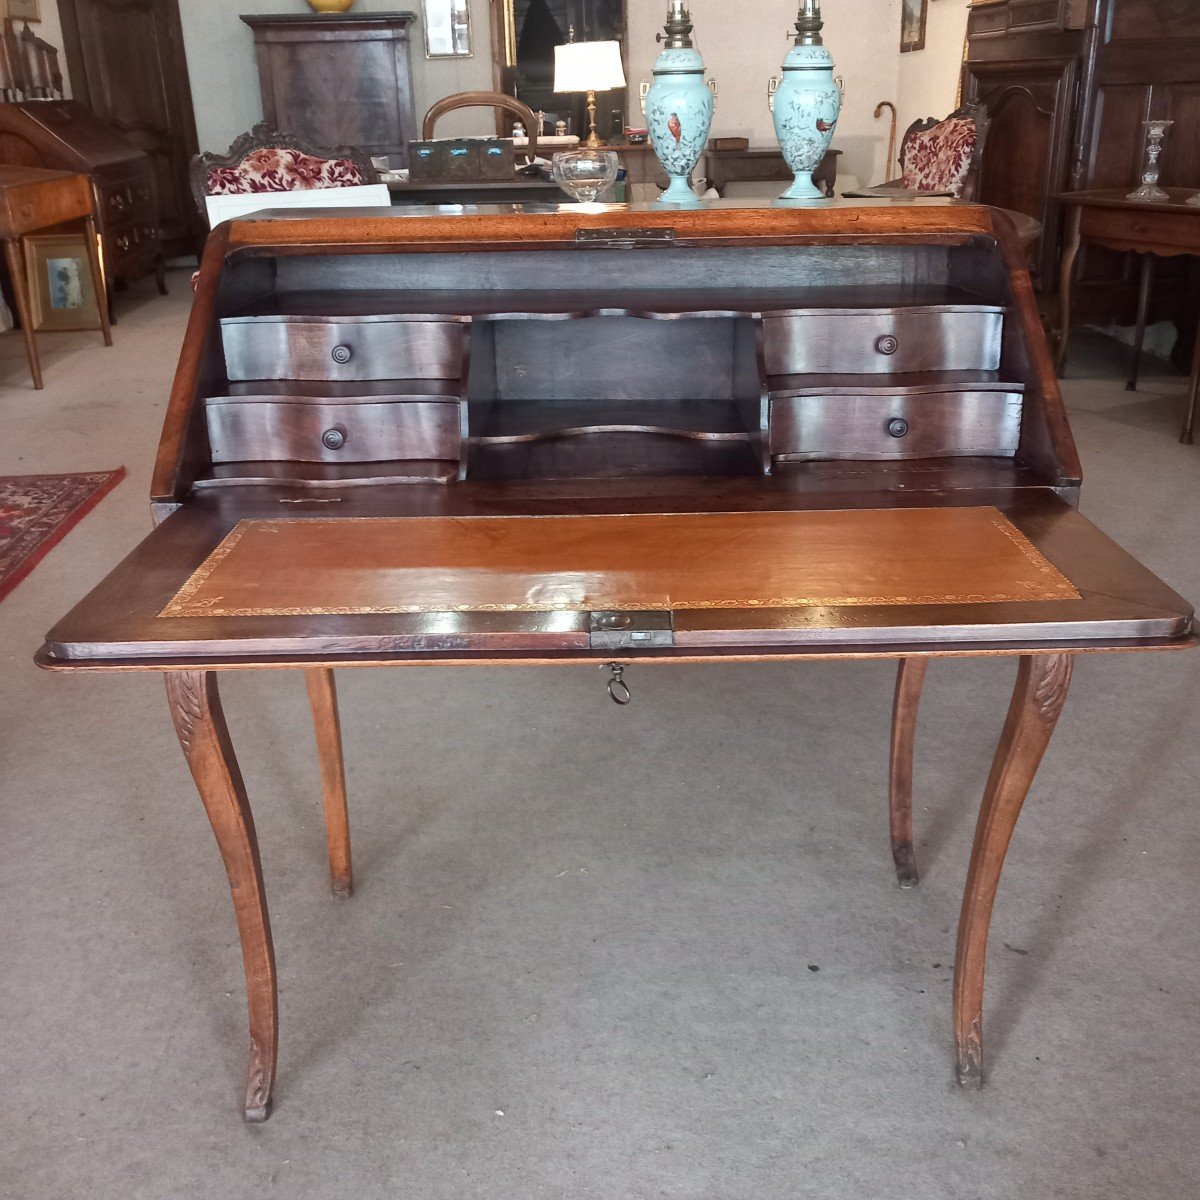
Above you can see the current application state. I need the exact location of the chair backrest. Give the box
[898,104,990,201]
[189,122,377,217]
[422,91,540,161]
[1,18,63,102]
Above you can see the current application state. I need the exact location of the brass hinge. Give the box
[575,227,677,250]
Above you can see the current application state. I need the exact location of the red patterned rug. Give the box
[0,469,126,603]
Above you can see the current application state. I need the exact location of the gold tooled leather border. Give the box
[159,508,1081,619]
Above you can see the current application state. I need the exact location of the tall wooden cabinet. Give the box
[57,0,202,260]
[242,12,418,166]
[964,0,1200,328]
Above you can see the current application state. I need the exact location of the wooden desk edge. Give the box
[34,635,1199,674]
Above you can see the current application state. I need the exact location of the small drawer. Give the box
[106,218,159,268]
[770,388,1023,461]
[206,395,462,464]
[763,306,1003,375]
[969,7,1009,35]
[221,316,465,382]
[1008,1,1062,31]
[101,183,135,221]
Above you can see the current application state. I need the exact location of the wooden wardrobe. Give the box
[57,0,202,260]
[964,0,1200,330]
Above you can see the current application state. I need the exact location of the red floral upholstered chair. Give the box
[189,122,376,223]
[844,104,989,201]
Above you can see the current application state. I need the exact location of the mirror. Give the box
[424,0,473,59]
[490,0,627,141]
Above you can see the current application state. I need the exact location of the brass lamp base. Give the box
[582,88,604,148]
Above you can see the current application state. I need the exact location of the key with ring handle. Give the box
[605,663,632,706]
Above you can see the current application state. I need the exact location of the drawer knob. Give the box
[322,426,347,451]
[875,334,899,356]
[331,344,353,365]
[886,417,910,439]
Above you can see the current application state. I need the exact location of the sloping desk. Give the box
[0,164,112,388]
[37,202,1196,1123]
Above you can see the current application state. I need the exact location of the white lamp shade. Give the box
[553,40,626,94]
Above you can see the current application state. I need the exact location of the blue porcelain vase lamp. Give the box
[645,1,715,205]
[772,0,841,201]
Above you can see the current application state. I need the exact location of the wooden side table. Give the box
[705,147,841,198]
[0,164,112,389]
[1057,188,1200,444]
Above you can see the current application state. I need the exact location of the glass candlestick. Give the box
[1127,119,1174,202]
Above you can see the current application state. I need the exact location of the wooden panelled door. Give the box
[963,58,1079,290]
[57,0,201,258]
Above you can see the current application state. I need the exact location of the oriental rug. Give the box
[0,469,125,603]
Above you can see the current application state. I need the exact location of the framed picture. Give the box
[4,0,42,21]
[23,234,102,333]
[423,0,472,59]
[901,0,928,53]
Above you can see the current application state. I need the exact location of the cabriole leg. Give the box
[1180,310,1199,446]
[1126,254,1154,392]
[953,653,1072,1088]
[889,657,927,888]
[166,670,278,1122]
[305,667,352,896]
[1055,208,1082,376]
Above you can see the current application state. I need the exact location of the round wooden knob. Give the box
[331,344,353,365]
[875,334,899,355]
[322,427,347,451]
[886,417,909,439]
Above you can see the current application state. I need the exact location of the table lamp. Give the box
[553,36,626,149]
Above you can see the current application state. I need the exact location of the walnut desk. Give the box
[0,164,112,388]
[1056,188,1200,444]
[38,201,1195,1122]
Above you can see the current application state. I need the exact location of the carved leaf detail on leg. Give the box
[245,1036,273,1122]
[168,670,206,755]
[1032,653,1073,727]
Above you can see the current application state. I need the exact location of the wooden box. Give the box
[408,139,515,182]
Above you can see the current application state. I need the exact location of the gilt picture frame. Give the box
[23,234,101,333]
[4,0,42,21]
[423,0,473,59]
[901,0,928,53]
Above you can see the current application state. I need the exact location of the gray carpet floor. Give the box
[1,277,1198,1199]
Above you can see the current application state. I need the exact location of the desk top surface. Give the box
[0,164,84,189]
[1058,187,1200,214]
[0,165,91,237]
[39,488,1194,670]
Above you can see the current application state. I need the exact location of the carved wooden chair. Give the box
[0,17,64,101]
[189,122,377,222]
[845,103,990,201]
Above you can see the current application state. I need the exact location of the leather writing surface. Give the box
[161,507,1079,619]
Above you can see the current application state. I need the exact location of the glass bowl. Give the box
[552,150,619,204]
